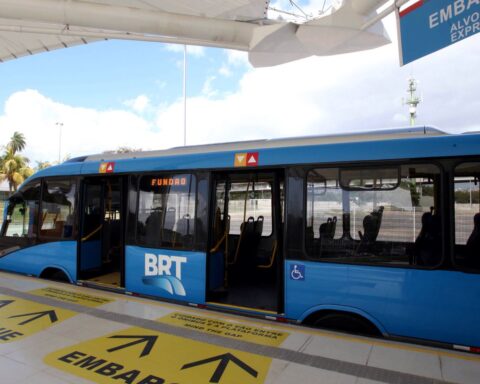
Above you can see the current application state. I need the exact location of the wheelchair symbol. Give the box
[290,264,305,280]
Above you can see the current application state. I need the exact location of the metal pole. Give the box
[56,122,63,163]
[183,45,187,146]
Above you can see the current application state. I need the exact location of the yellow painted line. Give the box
[29,286,114,308]
[45,326,272,384]
[0,294,76,343]
[158,312,289,347]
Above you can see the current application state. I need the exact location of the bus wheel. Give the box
[310,311,381,337]
[41,268,70,283]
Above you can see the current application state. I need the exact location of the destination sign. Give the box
[398,0,479,65]
[150,177,188,187]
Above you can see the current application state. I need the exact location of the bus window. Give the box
[136,174,196,250]
[227,181,272,236]
[305,164,442,267]
[2,181,40,238]
[39,178,76,240]
[454,162,480,271]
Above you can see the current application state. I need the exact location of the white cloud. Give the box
[124,94,151,114]
[219,65,232,77]
[0,90,158,163]
[219,50,250,77]
[201,76,218,98]
[225,50,250,67]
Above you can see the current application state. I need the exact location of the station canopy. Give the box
[0,0,394,67]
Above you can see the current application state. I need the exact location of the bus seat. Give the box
[414,208,441,266]
[317,216,337,257]
[230,217,255,265]
[356,207,384,254]
[466,213,480,269]
[319,216,337,240]
[254,216,264,236]
[164,207,176,231]
[174,214,194,248]
[241,216,255,235]
[145,211,162,246]
[176,214,192,236]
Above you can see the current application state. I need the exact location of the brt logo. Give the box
[143,253,187,296]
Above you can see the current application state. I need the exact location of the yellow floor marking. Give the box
[0,294,76,343]
[45,326,272,384]
[3,272,479,363]
[29,286,114,308]
[158,312,289,347]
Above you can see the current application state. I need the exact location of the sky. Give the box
[0,0,479,166]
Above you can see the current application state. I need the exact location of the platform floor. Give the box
[1,271,479,384]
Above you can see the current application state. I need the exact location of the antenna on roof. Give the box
[403,77,422,126]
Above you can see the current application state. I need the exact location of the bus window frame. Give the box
[2,180,41,239]
[37,176,79,242]
[451,157,480,274]
[0,179,42,253]
[134,171,200,252]
[225,177,275,239]
[339,166,401,191]
[294,160,446,270]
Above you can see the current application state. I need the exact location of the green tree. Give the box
[7,131,26,154]
[0,132,34,192]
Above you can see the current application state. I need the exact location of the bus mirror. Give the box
[339,167,400,191]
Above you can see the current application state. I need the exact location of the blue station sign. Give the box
[398,0,479,65]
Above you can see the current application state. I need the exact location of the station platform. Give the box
[0,271,479,384]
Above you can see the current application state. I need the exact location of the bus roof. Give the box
[75,126,447,163]
[27,125,480,184]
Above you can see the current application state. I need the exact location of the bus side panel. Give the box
[285,260,480,347]
[125,245,206,304]
[0,242,77,281]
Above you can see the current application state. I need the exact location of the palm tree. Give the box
[0,132,33,192]
[7,131,26,154]
[0,147,33,192]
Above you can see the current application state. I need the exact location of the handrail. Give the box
[81,224,102,242]
[258,240,278,269]
[231,182,251,266]
[212,215,230,254]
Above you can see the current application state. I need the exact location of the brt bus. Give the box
[1,127,480,352]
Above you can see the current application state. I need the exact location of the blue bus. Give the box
[1,126,480,352]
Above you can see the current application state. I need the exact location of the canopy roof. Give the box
[0,0,395,67]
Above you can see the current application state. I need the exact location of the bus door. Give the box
[78,176,126,288]
[208,171,284,313]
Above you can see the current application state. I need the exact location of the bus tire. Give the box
[308,311,381,337]
[41,268,70,283]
